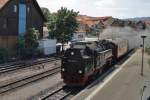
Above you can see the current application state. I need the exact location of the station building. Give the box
[0,0,46,49]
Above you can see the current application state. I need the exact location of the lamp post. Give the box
[141,35,147,76]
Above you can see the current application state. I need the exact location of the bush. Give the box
[17,28,39,59]
[17,36,25,58]
[148,59,150,66]
[0,48,8,63]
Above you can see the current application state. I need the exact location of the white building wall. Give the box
[73,32,86,41]
[38,39,56,55]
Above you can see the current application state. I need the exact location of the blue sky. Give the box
[37,0,150,18]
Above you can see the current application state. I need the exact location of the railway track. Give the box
[0,57,60,74]
[31,50,136,100]
[29,81,81,100]
[38,83,78,100]
[41,86,71,100]
[0,66,61,94]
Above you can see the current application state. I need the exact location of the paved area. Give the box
[73,49,150,100]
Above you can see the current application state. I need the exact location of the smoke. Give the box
[100,26,150,48]
[141,29,150,47]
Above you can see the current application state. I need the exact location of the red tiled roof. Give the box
[76,15,112,27]
[0,0,9,9]
[144,20,150,25]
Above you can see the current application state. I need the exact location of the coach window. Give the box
[97,56,100,66]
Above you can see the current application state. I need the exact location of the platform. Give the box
[72,49,150,100]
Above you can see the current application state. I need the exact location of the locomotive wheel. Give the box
[99,68,103,75]
[97,68,103,76]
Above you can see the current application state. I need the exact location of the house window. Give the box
[3,19,7,29]
[14,5,17,13]
[20,0,25,4]
[27,7,30,13]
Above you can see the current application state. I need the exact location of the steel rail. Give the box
[0,58,60,74]
[0,66,61,94]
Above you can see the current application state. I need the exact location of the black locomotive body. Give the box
[61,39,129,86]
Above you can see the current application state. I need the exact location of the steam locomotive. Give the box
[61,38,130,86]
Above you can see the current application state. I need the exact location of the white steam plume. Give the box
[99,26,150,48]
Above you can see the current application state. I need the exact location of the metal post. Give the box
[98,32,100,41]
[141,38,144,76]
[98,31,100,41]
[141,35,147,76]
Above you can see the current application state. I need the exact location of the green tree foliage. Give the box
[146,46,150,55]
[17,36,25,57]
[47,13,57,39]
[41,7,57,39]
[145,46,150,66]
[41,7,56,24]
[17,28,39,59]
[148,59,150,66]
[48,7,79,52]
[41,7,51,21]
[25,28,39,49]
[0,48,8,63]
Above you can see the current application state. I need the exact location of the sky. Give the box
[37,0,150,19]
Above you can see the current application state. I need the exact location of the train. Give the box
[61,38,134,86]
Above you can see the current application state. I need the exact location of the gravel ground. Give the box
[0,60,60,87]
[0,73,62,100]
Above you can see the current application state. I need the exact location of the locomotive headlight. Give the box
[62,68,65,72]
[71,52,74,55]
[78,70,82,74]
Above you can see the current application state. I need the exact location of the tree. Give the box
[25,28,39,49]
[17,28,39,59]
[0,48,8,63]
[23,28,39,58]
[41,7,51,21]
[17,36,25,58]
[48,7,79,52]
[41,7,57,39]
[47,13,57,39]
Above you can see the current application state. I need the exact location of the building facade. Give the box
[0,0,46,49]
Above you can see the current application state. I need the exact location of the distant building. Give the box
[145,20,150,29]
[43,26,49,38]
[111,18,127,27]
[74,15,113,40]
[111,19,146,30]
[73,31,86,41]
[0,0,46,49]
[135,21,146,30]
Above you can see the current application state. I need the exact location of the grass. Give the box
[148,59,150,66]
[145,46,150,55]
